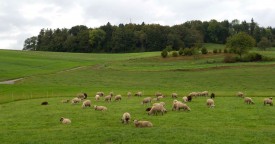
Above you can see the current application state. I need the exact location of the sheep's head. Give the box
[94,105,97,109]
[60,117,64,122]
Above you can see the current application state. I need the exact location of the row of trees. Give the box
[23,19,275,53]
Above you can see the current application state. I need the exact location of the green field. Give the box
[0,44,275,143]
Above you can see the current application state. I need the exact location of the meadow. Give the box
[0,44,275,143]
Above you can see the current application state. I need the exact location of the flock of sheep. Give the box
[55,91,273,127]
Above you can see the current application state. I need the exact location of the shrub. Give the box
[242,52,262,62]
[201,47,208,54]
[213,49,218,54]
[218,49,222,53]
[178,48,184,55]
[224,54,237,63]
[224,48,228,53]
[184,48,193,56]
[161,49,168,58]
[172,51,179,57]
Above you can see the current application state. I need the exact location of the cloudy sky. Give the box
[0,0,274,50]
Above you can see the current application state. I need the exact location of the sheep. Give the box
[60,117,71,124]
[61,99,70,103]
[237,92,244,98]
[153,102,165,106]
[157,95,164,101]
[171,93,178,99]
[182,96,188,102]
[244,97,254,104]
[188,92,198,97]
[77,93,88,100]
[201,91,209,96]
[94,105,107,111]
[127,92,132,98]
[114,95,122,101]
[121,112,131,124]
[145,107,152,111]
[96,92,104,97]
[41,101,48,105]
[142,97,152,104]
[263,97,273,106]
[82,100,91,108]
[187,96,192,102]
[104,95,112,102]
[155,92,163,97]
[95,95,100,101]
[172,100,191,111]
[71,97,81,104]
[210,93,215,99]
[133,120,153,128]
[206,99,215,108]
[135,91,142,97]
[109,92,114,97]
[148,104,167,115]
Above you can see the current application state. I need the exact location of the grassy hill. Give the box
[0,44,275,143]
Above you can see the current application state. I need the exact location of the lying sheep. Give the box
[82,100,91,108]
[133,120,153,128]
[60,117,71,124]
[94,105,107,111]
[142,97,152,104]
[237,92,244,98]
[77,93,88,100]
[206,99,215,108]
[171,93,178,99]
[41,101,48,105]
[244,97,254,104]
[95,95,100,101]
[71,97,81,104]
[114,95,122,101]
[148,103,167,115]
[210,93,215,99]
[182,96,188,102]
[135,91,142,97]
[121,112,131,124]
[264,97,273,106]
[104,95,112,102]
[61,99,70,103]
[96,92,104,97]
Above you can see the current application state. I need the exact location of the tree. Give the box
[89,28,106,52]
[23,36,37,50]
[226,32,256,58]
[257,37,271,50]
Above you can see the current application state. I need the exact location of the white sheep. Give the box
[142,97,152,104]
[157,95,164,101]
[206,99,215,108]
[172,100,191,111]
[182,96,188,102]
[82,100,91,108]
[135,91,142,97]
[95,95,100,101]
[121,112,131,124]
[237,92,244,98]
[61,99,70,103]
[155,92,163,97]
[201,91,209,96]
[94,105,107,111]
[244,97,254,104]
[114,95,122,101]
[264,97,273,106]
[96,92,104,97]
[77,93,88,100]
[171,93,178,99]
[188,92,198,97]
[133,120,153,128]
[153,102,165,106]
[127,92,132,98]
[148,104,167,115]
[60,117,71,124]
[104,95,112,102]
[71,97,81,104]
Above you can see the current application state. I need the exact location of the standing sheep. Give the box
[77,93,88,100]
[201,91,209,96]
[237,92,244,98]
[182,96,188,102]
[71,97,81,104]
[135,91,142,97]
[127,92,132,98]
[96,92,104,97]
[133,120,153,128]
[142,97,152,104]
[187,96,192,102]
[60,117,71,124]
[171,93,178,99]
[157,95,164,101]
[148,104,167,115]
[114,95,122,101]
[244,97,254,104]
[82,100,91,108]
[155,92,163,97]
[210,93,215,99]
[206,99,215,108]
[172,100,191,111]
[94,105,107,111]
[95,95,100,101]
[263,97,273,106]
[61,99,70,103]
[104,95,112,102]
[121,112,131,124]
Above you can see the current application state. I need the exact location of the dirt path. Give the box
[0,78,24,84]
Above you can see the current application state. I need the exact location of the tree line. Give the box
[23,19,275,52]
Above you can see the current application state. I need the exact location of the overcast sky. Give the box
[0,0,274,50]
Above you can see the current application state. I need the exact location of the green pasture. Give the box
[0,44,275,143]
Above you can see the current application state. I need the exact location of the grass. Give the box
[1,43,275,143]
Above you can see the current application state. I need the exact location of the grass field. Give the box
[0,44,275,143]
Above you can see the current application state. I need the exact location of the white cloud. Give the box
[0,0,275,50]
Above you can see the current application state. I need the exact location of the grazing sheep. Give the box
[157,95,164,101]
[61,99,70,103]
[142,97,152,104]
[60,117,71,124]
[187,96,192,102]
[148,104,167,115]
[153,102,165,106]
[152,98,158,101]
[121,112,131,124]
[201,91,209,96]
[155,92,163,97]
[41,101,48,105]
[210,93,215,99]
[206,99,215,108]
[94,105,107,111]
[109,92,114,97]
[95,95,100,101]
[172,100,191,111]
[182,96,188,102]
[127,92,132,98]
[264,97,273,106]
[104,95,112,102]
[135,91,142,97]
[188,92,198,97]
[133,120,153,128]
[244,97,254,104]
[237,92,244,98]
[171,93,178,99]
[71,97,81,104]
[145,107,152,111]
[114,95,122,101]
[96,92,104,97]
[82,100,91,108]
[77,93,88,100]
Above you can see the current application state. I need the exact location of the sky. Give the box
[0,0,275,50]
